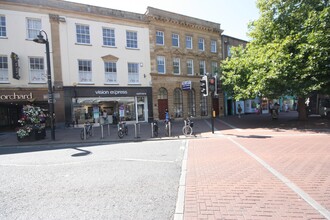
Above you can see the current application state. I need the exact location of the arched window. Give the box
[200,95,208,116]
[173,88,183,118]
[158,87,168,99]
[188,89,196,116]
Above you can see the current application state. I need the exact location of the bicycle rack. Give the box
[100,123,110,139]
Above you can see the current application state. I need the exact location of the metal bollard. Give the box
[134,123,140,138]
[84,125,87,140]
[101,124,104,139]
[168,121,171,137]
[101,123,111,139]
[151,122,154,138]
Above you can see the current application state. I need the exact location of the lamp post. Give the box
[33,30,55,140]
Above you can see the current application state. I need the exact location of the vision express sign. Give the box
[75,87,150,97]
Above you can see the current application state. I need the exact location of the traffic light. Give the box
[209,76,216,92]
[200,75,208,96]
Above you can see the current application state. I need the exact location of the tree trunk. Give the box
[297,97,308,121]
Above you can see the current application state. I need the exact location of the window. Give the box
[156,31,164,45]
[187,59,194,76]
[128,63,139,84]
[173,58,180,75]
[188,89,196,117]
[227,45,232,57]
[199,60,206,75]
[172,33,179,47]
[200,96,208,116]
[126,31,138,49]
[27,18,41,39]
[211,61,218,74]
[78,60,92,83]
[157,56,165,74]
[211,40,217,53]
[0,16,6,37]
[104,61,117,83]
[0,56,8,82]
[158,87,168,99]
[76,24,90,44]
[29,57,46,83]
[186,36,192,49]
[198,38,205,51]
[103,28,115,47]
[173,88,183,118]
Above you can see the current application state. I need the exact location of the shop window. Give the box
[200,95,208,116]
[29,57,46,83]
[0,56,8,82]
[173,88,183,118]
[188,89,196,117]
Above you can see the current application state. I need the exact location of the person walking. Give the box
[238,104,242,118]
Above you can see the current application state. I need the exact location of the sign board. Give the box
[11,52,20,80]
[181,81,192,90]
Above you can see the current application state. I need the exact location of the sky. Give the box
[66,0,260,41]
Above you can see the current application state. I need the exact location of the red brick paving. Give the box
[184,119,330,220]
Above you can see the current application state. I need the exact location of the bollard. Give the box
[134,123,140,138]
[168,121,171,137]
[84,124,87,140]
[101,124,104,139]
[151,122,154,138]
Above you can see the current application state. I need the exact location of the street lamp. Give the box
[33,30,55,140]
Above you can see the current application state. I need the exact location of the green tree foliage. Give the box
[221,0,330,119]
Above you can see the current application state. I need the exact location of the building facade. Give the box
[146,7,224,120]
[0,0,152,130]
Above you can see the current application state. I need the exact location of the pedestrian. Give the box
[165,109,170,123]
[102,109,108,123]
[74,110,80,126]
[237,104,242,118]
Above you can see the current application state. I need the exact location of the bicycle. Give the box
[117,121,128,138]
[80,122,93,140]
[152,120,158,137]
[182,117,194,136]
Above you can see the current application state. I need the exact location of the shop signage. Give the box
[0,92,33,100]
[11,52,20,80]
[182,81,192,90]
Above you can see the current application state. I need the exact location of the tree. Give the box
[221,0,330,120]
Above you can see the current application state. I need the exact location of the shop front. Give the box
[0,89,50,131]
[64,86,153,126]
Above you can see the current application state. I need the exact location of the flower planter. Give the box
[17,128,46,142]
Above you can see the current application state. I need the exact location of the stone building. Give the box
[146,7,224,120]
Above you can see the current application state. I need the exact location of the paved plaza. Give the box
[1,112,329,219]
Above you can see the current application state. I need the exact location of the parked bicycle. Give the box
[182,117,194,136]
[117,121,128,138]
[152,120,158,137]
[80,121,93,140]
